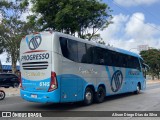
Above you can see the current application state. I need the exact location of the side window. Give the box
[134,57,141,71]
[60,37,68,58]
[126,56,140,70]
[86,44,93,63]
[67,39,78,62]
[115,53,122,67]
[117,54,124,67]
[60,37,78,62]
[127,56,132,68]
[93,47,105,65]
[140,59,145,71]
[113,52,119,67]
[122,54,128,68]
[104,50,112,66]
[140,59,146,77]
[77,42,87,63]
[109,51,116,66]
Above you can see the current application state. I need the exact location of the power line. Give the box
[111,0,160,32]
[133,0,160,24]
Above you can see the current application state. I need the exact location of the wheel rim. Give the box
[86,91,92,101]
[14,83,18,88]
[0,92,4,99]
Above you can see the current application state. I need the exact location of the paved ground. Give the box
[0,80,160,120]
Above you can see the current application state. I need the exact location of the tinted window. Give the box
[67,39,78,62]
[93,47,105,65]
[103,49,112,66]
[78,42,87,63]
[132,57,140,70]
[114,52,121,67]
[104,50,118,66]
[86,44,93,63]
[111,51,117,66]
[60,37,68,58]
[60,37,140,69]
[122,54,127,67]
[60,37,78,62]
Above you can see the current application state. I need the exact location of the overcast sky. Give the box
[0,0,160,65]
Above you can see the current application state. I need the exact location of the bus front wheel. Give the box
[95,86,106,103]
[83,87,93,105]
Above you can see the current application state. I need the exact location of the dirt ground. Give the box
[0,80,160,97]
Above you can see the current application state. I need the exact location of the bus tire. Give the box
[83,87,93,105]
[95,86,106,103]
[135,83,141,94]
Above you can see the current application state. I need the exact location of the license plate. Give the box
[31,94,37,98]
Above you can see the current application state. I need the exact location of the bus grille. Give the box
[22,61,48,70]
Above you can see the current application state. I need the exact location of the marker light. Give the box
[48,72,58,92]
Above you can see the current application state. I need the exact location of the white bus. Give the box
[20,31,146,105]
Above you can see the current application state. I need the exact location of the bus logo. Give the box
[111,70,123,92]
[28,36,42,50]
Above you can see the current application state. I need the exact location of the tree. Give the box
[29,0,112,41]
[140,49,160,80]
[86,33,106,44]
[0,0,34,73]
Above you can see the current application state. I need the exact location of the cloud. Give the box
[99,12,160,53]
[114,0,159,7]
[125,13,159,39]
[100,13,129,41]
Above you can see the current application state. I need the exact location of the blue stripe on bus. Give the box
[21,74,86,103]
[20,72,146,103]
[26,36,29,45]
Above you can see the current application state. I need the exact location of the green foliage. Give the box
[140,49,160,79]
[29,0,112,41]
[0,0,34,73]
